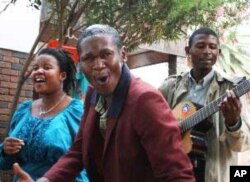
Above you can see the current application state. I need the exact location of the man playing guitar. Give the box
[159,27,250,182]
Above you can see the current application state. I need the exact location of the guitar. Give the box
[172,78,250,153]
[172,78,250,182]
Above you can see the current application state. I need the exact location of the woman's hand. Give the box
[3,137,25,155]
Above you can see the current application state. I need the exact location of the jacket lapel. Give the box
[172,73,189,107]
[102,117,117,158]
[102,64,131,158]
[83,106,98,166]
[206,71,223,104]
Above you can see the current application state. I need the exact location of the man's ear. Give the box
[185,46,190,55]
[121,46,128,63]
[219,48,222,55]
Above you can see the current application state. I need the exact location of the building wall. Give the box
[0,48,33,181]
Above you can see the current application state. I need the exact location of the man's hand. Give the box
[4,137,25,155]
[13,163,51,182]
[13,163,34,182]
[219,90,242,126]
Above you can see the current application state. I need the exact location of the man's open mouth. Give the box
[96,75,108,85]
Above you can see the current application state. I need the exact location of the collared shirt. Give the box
[185,69,215,106]
[95,96,108,137]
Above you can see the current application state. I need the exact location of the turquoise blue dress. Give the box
[0,99,88,182]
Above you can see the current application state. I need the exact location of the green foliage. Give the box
[217,43,250,77]
[3,0,249,50]
[80,0,249,49]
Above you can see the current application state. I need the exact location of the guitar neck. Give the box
[180,79,250,133]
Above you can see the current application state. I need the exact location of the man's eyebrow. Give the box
[82,52,93,58]
[100,49,114,54]
[195,42,205,45]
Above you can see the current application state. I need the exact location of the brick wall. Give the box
[0,48,33,181]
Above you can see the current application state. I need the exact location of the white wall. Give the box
[131,57,189,88]
[0,0,41,53]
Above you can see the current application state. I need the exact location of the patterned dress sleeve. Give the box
[0,100,31,170]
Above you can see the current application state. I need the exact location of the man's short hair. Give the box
[77,24,123,53]
[188,27,219,47]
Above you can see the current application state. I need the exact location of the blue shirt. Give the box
[0,99,88,182]
[185,69,215,106]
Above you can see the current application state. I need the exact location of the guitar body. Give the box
[172,101,196,153]
[173,101,211,153]
[173,101,208,182]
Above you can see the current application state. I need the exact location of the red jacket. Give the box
[45,65,195,182]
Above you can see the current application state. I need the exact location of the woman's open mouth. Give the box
[34,76,46,83]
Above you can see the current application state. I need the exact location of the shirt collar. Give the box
[188,69,215,87]
[95,96,106,115]
[90,64,131,118]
